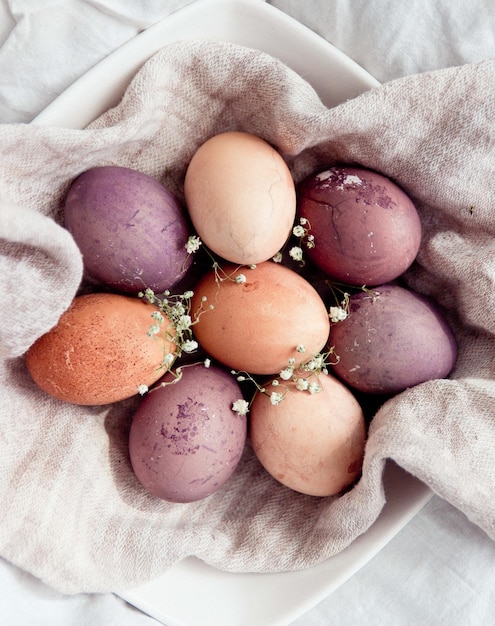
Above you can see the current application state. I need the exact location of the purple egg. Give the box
[298,166,422,286]
[64,165,193,294]
[129,363,247,503]
[329,283,457,395]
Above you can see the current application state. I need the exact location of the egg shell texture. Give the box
[64,165,193,294]
[25,292,176,405]
[190,261,331,375]
[184,131,296,265]
[250,373,366,497]
[129,363,247,503]
[298,166,422,286]
[330,283,458,394]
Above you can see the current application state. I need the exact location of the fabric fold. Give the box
[0,40,493,594]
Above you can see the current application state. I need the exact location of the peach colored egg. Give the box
[190,261,330,375]
[250,373,366,496]
[184,131,296,265]
[25,292,176,405]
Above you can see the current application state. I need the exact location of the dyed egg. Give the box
[298,166,422,286]
[64,166,193,294]
[25,292,176,405]
[190,261,330,375]
[330,283,457,394]
[184,131,296,264]
[250,373,366,496]
[129,363,247,503]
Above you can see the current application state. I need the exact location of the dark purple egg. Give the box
[329,283,457,395]
[129,363,247,503]
[64,165,193,294]
[298,166,422,286]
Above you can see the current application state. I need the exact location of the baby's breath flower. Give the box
[296,344,306,353]
[137,384,149,396]
[279,367,293,381]
[182,339,198,353]
[292,224,306,238]
[272,252,283,263]
[176,314,192,331]
[235,273,246,284]
[289,246,303,262]
[304,354,326,372]
[163,352,175,366]
[299,217,308,226]
[329,306,348,323]
[308,381,322,394]
[270,391,284,405]
[272,379,279,386]
[150,310,164,323]
[295,378,309,391]
[147,323,161,337]
[204,358,211,368]
[232,399,250,416]
[185,235,202,254]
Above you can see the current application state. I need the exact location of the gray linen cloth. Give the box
[0,41,493,593]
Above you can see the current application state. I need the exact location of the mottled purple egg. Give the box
[329,284,457,395]
[64,165,193,294]
[298,166,422,286]
[129,363,247,503]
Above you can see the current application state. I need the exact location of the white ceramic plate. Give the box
[33,1,431,624]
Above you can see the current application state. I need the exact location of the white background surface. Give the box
[1,1,495,624]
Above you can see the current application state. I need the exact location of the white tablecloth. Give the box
[1,1,495,624]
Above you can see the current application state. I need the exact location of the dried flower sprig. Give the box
[230,344,341,412]
[273,217,315,266]
[138,287,212,369]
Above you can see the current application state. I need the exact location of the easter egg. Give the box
[190,261,331,375]
[129,363,247,503]
[25,292,176,405]
[298,166,422,286]
[64,165,193,294]
[184,131,296,265]
[329,283,457,394]
[250,373,366,496]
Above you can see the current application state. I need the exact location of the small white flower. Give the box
[272,252,283,263]
[295,378,309,391]
[182,339,198,353]
[137,384,148,396]
[296,344,306,353]
[279,367,293,381]
[183,290,194,299]
[329,306,348,323]
[289,246,303,261]
[292,225,306,238]
[147,323,161,337]
[232,399,249,415]
[270,391,284,405]
[235,273,246,284]
[151,311,164,323]
[272,379,279,386]
[299,217,308,226]
[204,358,211,368]
[163,352,175,365]
[308,381,322,394]
[174,302,186,316]
[176,314,192,330]
[305,354,325,371]
[185,235,202,254]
